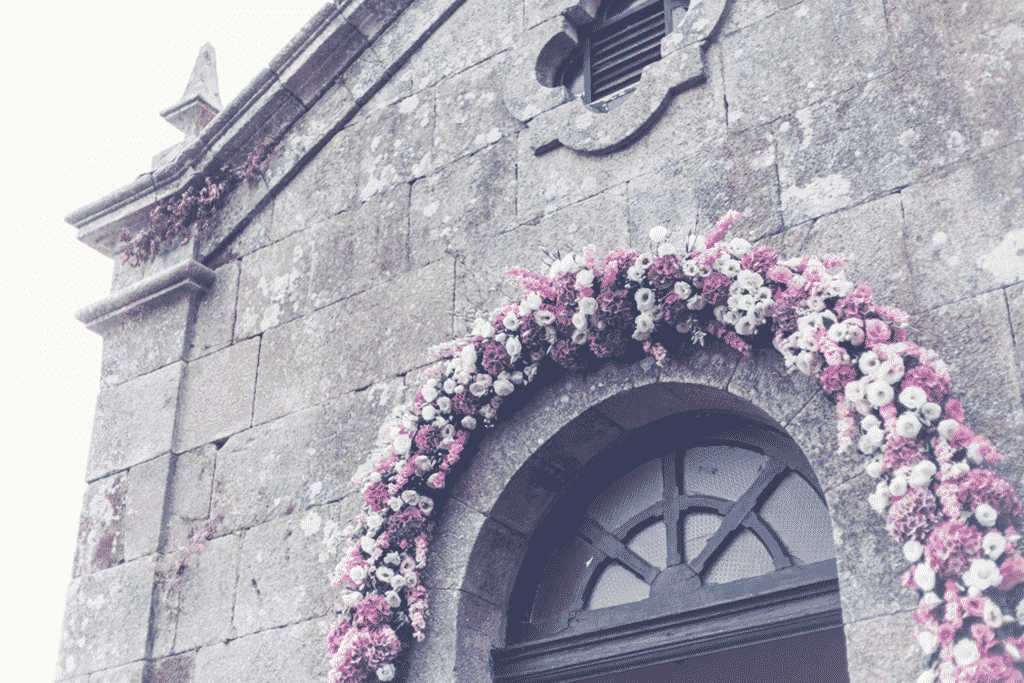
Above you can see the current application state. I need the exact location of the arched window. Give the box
[493,412,849,682]
[560,0,690,109]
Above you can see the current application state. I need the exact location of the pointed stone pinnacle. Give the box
[160,43,222,138]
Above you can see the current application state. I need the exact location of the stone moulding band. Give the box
[329,216,1024,683]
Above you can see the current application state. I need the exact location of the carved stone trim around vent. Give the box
[503,0,728,155]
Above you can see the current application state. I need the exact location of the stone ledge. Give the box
[75,260,215,333]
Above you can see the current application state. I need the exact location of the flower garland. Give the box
[326,214,1024,683]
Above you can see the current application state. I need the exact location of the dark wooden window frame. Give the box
[492,414,845,683]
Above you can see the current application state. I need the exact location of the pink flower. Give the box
[740,244,778,275]
[701,272,732,306]
[999,551,1024,590]
[364,482,389,512]
[353,594,392,629]
[887,487,943,544]
[902,365,952,404]
[646,255,682,292]
[925,520,984,577]
[865,318,892,345]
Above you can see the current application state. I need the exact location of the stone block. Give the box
[211,201,274,268]
[657,342,742,391]
[149,652,195,683]
[187,261,239,361]
[163,445,216,552]
[173,338,259,454]
[74,472,126,578]
[277,20,365,108]
[232,502,348,636]
[371,0,520,107]
[99,296,190,388]
[885,0,1024,68]
[722,0,892,129]
[354,91,435,202]
[1006,282,1024,382]
[192,616,331,683]
[903,144,1024,308]
[628,125,783,248]
[197,172,271,266]
[345,0,416,42]
[719,0,777,35]
[826,474,918,624]
[213,380,404,534]
[404,588,504,683]
[88,660,146,683]
[253,261,452,423]
[524,0,570,29]
[56,556,156,679]
[727,348,821,427]
[87,362,182,482]
[911,290,1024,466]
[801,194,916,314]
[343,45,388,106]
[307,196,391,309]
[433,53,524,168]
[270,124,361,243]
[843,610,922,683]
[411,139,519,268]
[125,453,172,561]
[172,534,240,652]
[234,229,315,340]
[452,421,534,518]
[783,391,859,494]
[423,498,527,606]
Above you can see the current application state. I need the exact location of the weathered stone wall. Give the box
[58,0,1024,681]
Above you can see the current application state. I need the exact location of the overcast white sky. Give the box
[1,2,327,679]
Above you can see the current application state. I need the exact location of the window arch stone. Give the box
[402,348,919,682]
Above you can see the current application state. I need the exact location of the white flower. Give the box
[421,384,439,403]
[649,225,669,242]
[845,380,867,402]
[393,434,412,455]
[858,351,881,376]
[534,310,555,325]
[388,497,403,512]
[908,460,937,488]
[921,591,942,608]
[879,360,905,385]
[720,259,741,278]
[889,475,908,497]
[635,288,656,311]
[461,415,477,430]
[735,315,757,336]
[342,590,361,606]
[421,405,436,421]
[575,269,594,288]
[578,297,598,315]
[572,329,588,345]
[828,323,849,343]
[868,490,889,514]
[866,380,895,408]
[389,574,407,590]
[403,572,418,588]
[674,281,692,299]
[376,663,396,681]
[360,536,376,553]
[401,490,420,506]
[984,599,1006,628]
[858,434,879,455]
[903,540,924,563]
[728,237,752,257]
[385,591,402,609]
[375,566,395,582]
[349,566,367,583]
[865,460,885,478]
[737,269,763,290]
[572,311,588,330]
[384,552,401,566]
[914,563,936,591]
[469,382,489,398]
[460,344,478,368]
[917,629,939,655]
[435,396,451,413]
[400,556,416,574]
[418,496,434,516]
[635,312,655,334]
[920,402,942,421]
[915,669,938,683]
[953,638,981,667]
[794,351,819,376]
[367,470,382,484]
[657,242,677,256]
[687,294,706,310]
[899,386,928,410]
[938,419,960,440]
[975,503,999,527]
[494,378,515,396]
[427,472,445,489]
[983,531,1007,559]
[895,412,922,439]
[366,513,384,532]
[963,558,1002,592]
[1008,642,1024,661]
[471,318,495,337]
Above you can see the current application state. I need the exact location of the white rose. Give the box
[385,591,402,608]
[895,412,922,439]
[920,402,942,421]
[469,382,489,398]
[342,590,361,606]
[460,344,478,368]
[903,540,924,563]
[388,497,403,512]
[657,242,677,256]
[858,351,881,377]
[845,380,867,402]
[868,490,889,514]
[914,563,936,592]
[917,630,939,655]
[983,531,1007,559]
[953,639,981,667]
[687,294,706,310]
[899,386,928,410]
[578,297,598,315]
[673,281,692,299]
[494,378,515,396]
[728,237,752,257]
[360,536,376,553]
[575,269,595,288]
[418,496,434,516]
[401,490,419,506]
[649,225,669,242]
[635,288,656,311]
[858,435,879,455]
[865,460,884,479]
[393,434,412,455]
[889,475,908,498]
[915,669,937,683]
[390,574,407,590]
[349,566,367,583]
[963,558,1002,592]
[879,360,905,385]
[375,566,394,582]
[534,310,555,325]
[921,591,942,608]
[572,311,588,330]
[505,336,522,360]
[975,503,999,527]
[635,313,655,334]
[938,419,960,440]
[421,405,436,421]
[735,315,757,336]
[984,600,1006,628]
[376,663,396,681]
[384,552,401,566]
[461,415,477,430]
[908,460,937,488]
[866,380,895,408]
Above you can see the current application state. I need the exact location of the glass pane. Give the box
[588,563,650,610]
[761,473,835,564]
[683,512,723,563]
[705,529,774,585]
[532,537,594,622]
[683,446,768,501]
[627,522,667,569]
[587,459,663,532]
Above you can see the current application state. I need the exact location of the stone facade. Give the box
[59,0,1024,682]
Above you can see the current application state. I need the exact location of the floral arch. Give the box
[326,217,1024,683]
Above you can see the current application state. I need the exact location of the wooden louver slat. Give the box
[588,1,666,102]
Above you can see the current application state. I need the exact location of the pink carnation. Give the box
[865,318,891,345]
[902,365,952,404]
[353,594,392,629]
[886,487,943,544]
[363,482,389,512]
[936,469,1022,524]
[925,520,983,577]
[646,255,682,292]
[740,244,778,275]
[999,549,1024,590]
[701,272,732,306]
[819,364,857,397]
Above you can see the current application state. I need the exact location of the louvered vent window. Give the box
[561,0,688,109]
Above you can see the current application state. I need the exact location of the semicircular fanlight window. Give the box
[588,562,651,610]
[683,446,768,502]
[760,473,835,565]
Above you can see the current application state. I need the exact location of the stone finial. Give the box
[160,43,222,137]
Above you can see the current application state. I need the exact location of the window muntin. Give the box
[496,414,846,683]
